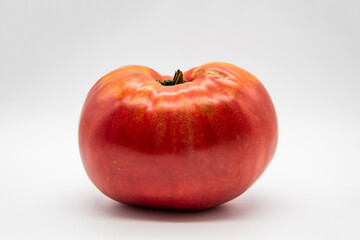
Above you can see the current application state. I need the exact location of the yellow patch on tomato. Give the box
[198,103,216,117]
[193,70,226,78]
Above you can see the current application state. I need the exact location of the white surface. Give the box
[1,0,360,239]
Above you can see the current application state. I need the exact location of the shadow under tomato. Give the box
[94,195,263,222]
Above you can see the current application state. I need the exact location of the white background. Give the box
[1,0,359,239]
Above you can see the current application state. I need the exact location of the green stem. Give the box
[158,69,185,86]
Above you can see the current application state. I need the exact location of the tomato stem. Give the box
[158,69,185,86]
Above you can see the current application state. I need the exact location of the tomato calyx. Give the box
[157,69,186,86]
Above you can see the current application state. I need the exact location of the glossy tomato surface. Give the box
[79,62,278,210]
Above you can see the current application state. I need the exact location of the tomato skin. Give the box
[79,62,278,210]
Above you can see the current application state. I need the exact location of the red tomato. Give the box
[79,62,278,210]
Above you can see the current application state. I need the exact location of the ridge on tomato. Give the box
[79,62,278,210]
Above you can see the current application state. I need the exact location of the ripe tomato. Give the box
[79,62,278,210]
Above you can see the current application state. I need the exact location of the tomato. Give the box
[78,62,278,210]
